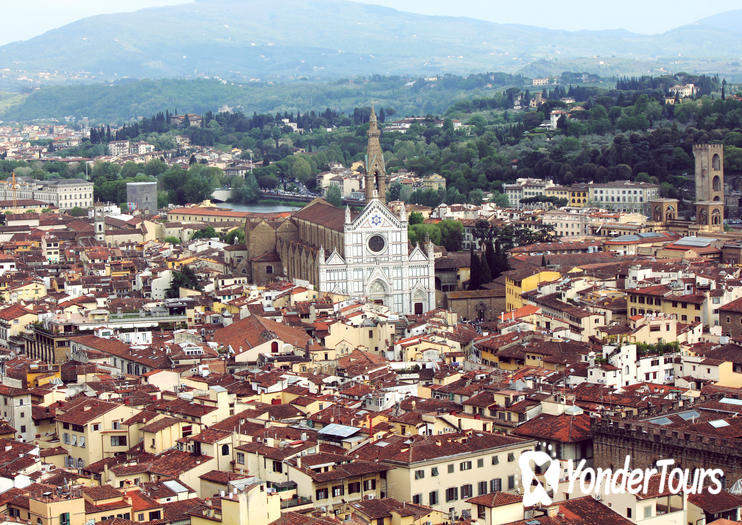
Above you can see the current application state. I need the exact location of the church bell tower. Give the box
[693,144,724,232]
[364,106,387,203]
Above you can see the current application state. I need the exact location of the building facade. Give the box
[694,143,725,232]
[588,181,660,214]
[318,199,435,315]
[126,181,158,213]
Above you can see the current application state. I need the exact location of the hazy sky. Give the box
[2,0,741,46]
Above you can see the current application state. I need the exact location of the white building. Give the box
[588,181,660,214]
[503,178,555,208]
[319,199,435,315]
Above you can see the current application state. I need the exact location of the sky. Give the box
[2,0,741,46]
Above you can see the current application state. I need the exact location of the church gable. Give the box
[349,200,402,232]
[325,249,346,265]
[409,245,429,262]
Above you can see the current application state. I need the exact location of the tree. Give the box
[68,207,88,217]
[468,247,481,290]
[480,251,492,284]
[438,220,463,252]
[231,173,260,204]
[485,241,498,278]
[164,236,180,244]
[167,266,201,298]
[408,211,423,225]
[192,226,218,240]
[222,228,245,245]
[325,185,342,207]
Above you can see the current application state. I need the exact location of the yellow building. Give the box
[568,184,589,207]
[545,185,570,202]
[625,284,706,324]
[365,432,534,517]
[1,280,47,302]
[190,484,280,525]
[504,268,561,311]
[422,173,446,191]
[55,397,137,468]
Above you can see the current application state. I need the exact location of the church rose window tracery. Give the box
[368,235,386,253]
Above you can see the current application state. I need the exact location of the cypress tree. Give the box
[468,247,481,290]
[541,254,547,267]
[485,241,498,278]
[480,251,492,284]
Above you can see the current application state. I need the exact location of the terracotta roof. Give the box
[55,397,123,426]
[292,199,353,232]
[211,315,310,353]
[467,491,523,508]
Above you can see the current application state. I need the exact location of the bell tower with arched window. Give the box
[694,144,724,231]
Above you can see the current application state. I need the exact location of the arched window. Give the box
[712,154,721,171]
[713,175,721,192]
[221,444,230,456]
[271,341,279,353]
[77,458,84,469]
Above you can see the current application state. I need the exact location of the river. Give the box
[213,201,302,213]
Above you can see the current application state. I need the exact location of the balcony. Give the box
[279,496,312,510]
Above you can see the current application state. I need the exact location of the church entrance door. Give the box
[414,302,423,315]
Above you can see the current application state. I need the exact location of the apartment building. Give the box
[354,431,534,518]
[503,178,555,208]
[588,181,660,213]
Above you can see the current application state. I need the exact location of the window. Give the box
[315,488,328,500]
[332,485,344,497]
[477,458,484,468]
[236,452,244,465]
[415,469,425,480]
[62,433,70,445]
[348,482,360,494]
[431,467,439,477]
[491,455,499,465]
[222,444,230,456]
[626,508,632,518]
[363,479,376,491]
[272,461,283,473]
[508,475,515,490]
[461,484,472,499]
[644,505,652,518]
[111,436,127,447]
[79,436,85,448]
[60,513,70,525]
[148,511,161,521]
[507,452,515,462]
[412,494,421,504]
[446,487,458,502]
[429,491,438,505]
[478,481,488,495]
[20,425,25,433]
[460,461,472,471]
[448,464,455,474]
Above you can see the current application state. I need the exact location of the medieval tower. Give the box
[693,144,724,232]
[364,106,387,203]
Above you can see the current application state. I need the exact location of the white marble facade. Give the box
[318,198,435,315]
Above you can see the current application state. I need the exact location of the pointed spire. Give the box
[345,205,351,224]
[319,245,325,264]
[399,202,407,222]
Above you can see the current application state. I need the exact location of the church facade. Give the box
[243,107,435,315]
[319,199,435,315]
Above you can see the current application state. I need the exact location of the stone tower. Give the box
[693,144,724,231]
[94,203,105,243]
[364,106,387,203]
